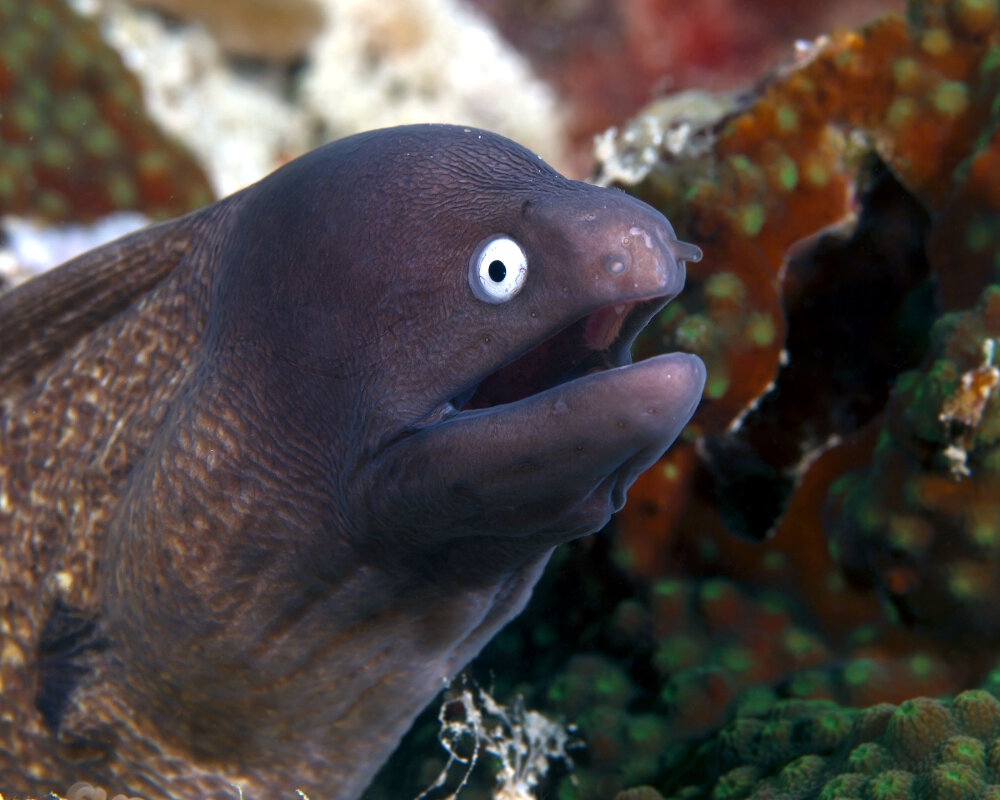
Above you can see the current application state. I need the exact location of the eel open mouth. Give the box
[451,295,668,412]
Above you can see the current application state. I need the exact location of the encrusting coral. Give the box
[0,0,212,222]
[656,685,1000,799]
[601,0,1000,642]
[575,0,1000,795]
[125,0,325,61]
[827,284,1000,641]
[467,0,905,173]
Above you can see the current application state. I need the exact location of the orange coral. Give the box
[826,284,1000,642]
[606,0,1000,654]
[624,2,999,434]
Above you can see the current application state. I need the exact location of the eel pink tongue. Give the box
[585,303,633,350]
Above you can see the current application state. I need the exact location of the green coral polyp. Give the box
[712,765,760,799]
[781,628,825,660]
[719,648,754,675]
[929,762,985,799]
[772,155,799,191]
[38,138,72,170]
[866,770,916,800]
[653,634,704,675]
[922,27,955,56]
[930,80,971,116]
[981,43,1000,72]
[946,560,990,599]
[847,741,892,773]
[776,105,798,134]
[953,690,1000,737]
[53,93,98,132]
[704,272,746,304]
[726,154,761,182]
[966,218,995,251]
[893,56,923,89]
[776,753,827,790]
[938,735,988,772]
[889,697,956,761]
[803,159,831,187]
[652,579,686,598]
[107,173,138,208]
[705,370,730,400]
[737,203,766,237]
[909,653,937,678]
[843,659,881,689]
[745,312,776,347]
[676,314,715,350]
[819,772,866,798]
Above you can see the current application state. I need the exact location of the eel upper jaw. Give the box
[440,292,672,419]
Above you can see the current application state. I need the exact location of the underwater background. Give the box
[4,1,1000,798]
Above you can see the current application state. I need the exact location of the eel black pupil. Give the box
[488,259,506,282]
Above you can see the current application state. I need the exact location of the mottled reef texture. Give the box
[468,0,906,172]
[0,0,212,222]
[602,0,1000,652]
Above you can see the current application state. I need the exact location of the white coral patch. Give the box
[301,0,565,167]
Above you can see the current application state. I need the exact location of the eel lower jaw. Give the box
[382,350,706,545]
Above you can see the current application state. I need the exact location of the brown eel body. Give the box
[0,125,705,799]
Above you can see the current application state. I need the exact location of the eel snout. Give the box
[455,207,703,412]
[377,209,706,546]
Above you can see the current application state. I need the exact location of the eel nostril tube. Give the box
[670,238,703,265]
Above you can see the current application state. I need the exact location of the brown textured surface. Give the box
[127,0,324,61]
[0,204,241,797]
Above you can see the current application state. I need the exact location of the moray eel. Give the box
[0,125,705,799]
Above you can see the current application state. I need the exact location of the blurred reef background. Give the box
[5,1,1000,799]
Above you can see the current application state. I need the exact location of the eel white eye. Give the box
[469,235,528,304]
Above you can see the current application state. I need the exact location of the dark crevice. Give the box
[35,599,107,731]
[699,154,937,540]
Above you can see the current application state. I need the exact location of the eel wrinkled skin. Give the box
[0,125,705,799]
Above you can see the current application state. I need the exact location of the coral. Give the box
[467,0,905,172]
[607,1,1000,437]
[373,545,970,800]
[78,0,311,196]
[601,0,1000,644]
[826,284,1000,641]
[417,680,577,800]
[1,212,149,285]
[61,0,568,197]
[657,686,1000,800]
[0,0,212,221]
[888,697,957,762]
[299,0,567,171]
[126,0,325,61]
